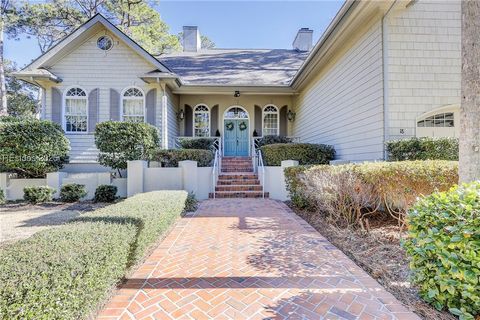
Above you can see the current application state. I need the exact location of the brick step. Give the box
[218,174,258,180]
[221,160,252,164]
[209,191,269,199]
[221,163,253,168]
[215,185,263,192]
[217,179,260,185]
[221,168,254,173]
[222,157,252,160]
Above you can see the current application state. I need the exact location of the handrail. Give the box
[211,149,219,199]
[257,150,265,198]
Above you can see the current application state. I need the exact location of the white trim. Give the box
[121,86,146,123]
[62,86,89,134]
[415,105,460,123]
[193,104,211,137]
[262,104,280,136]
[223,106,250,156]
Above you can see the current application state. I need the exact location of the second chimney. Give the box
[292,28,313,52]
[183,26,201,52]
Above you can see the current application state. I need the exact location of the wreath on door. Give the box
[225,122,234,131]
[239,121,247,131]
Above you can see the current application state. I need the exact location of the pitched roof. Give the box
[158,49,309,86]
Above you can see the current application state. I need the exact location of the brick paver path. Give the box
[98,199,420,320]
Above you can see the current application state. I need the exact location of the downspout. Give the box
[382,0,398,160]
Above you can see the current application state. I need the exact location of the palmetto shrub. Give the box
[0,191,187,319]
[403,182,480,320]
[285,161,458,227]
[23,186,55,204]
[260,143,335,166]
[386,137,458,161]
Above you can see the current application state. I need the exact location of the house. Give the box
[14,0,461,172]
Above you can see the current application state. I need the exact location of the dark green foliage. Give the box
[0,188,5,205]
[403,182,480,320]
[260,143,335,166]
[94,185,118,203]
[386,137,458,161]
[184,192,198,212]
[0,119,70,178]
[60,183,87,202]
[23,186,55,204]
[177,137,216,150]
[0,191,187,319]
[256,135,292,147]
[150,149,214,167]
[284,165,313,209]
[94,121,159,172]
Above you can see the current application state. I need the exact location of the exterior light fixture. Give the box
[177,109,185,121]
[287,110,296,122]
[234,90,240,97]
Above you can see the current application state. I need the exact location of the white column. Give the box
[161,83,169,149]
[127,160,147,197]
[46,172,67,198]
[0,173,8,200]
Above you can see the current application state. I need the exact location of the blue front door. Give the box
[224,120,249,156]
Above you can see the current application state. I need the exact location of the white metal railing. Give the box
[257,149,265,198]
[211,149,220,199]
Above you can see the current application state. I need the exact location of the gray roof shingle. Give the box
[157,49,309,86]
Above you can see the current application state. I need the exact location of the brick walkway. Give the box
[98,199,420,320]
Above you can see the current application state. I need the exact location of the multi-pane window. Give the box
[122,87,145,123]
[224,107,248,119]
[194,104,210,137]
[417,113,454,128]
[263,105,279,136]
[64,87,87,133]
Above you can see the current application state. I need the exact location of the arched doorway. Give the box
[223,106,250,157]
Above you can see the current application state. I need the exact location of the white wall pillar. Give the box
[280,160,299,200]
[127,160,147,197]
[179,160,198,195]
[46,172,67,198]
[0,173,8,199]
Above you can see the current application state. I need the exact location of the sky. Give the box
[5,0,344,68]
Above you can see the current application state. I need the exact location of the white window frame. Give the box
[121,86,146,123]
[262,104,279,136]
[193,104,211,137]
[63,86,89,134]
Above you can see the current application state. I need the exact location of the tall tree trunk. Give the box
[0,16,7,116]
[459,1,480,183]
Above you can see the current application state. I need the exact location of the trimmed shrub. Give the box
[150,149,214,167]
[0,191,187,319]
[184,192,198,212]
[386,137,458,161]
[94,185,118,203]
[403,182,480,319]
[177,137,216,150]
[260,143,335,166]
[23,186,55,204]
[256,135,293,147]
[60,183,87,202]
[94,121,159,174]
[0,187,5,205]
[285,161,458,227]
[0,119,70,178]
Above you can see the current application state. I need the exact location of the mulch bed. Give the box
[289,204,456,320]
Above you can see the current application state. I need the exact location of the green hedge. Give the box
[260,143,335,166]
[285,161,458,226]
[0,119,70,178]
[95,121,159,172]
[386,137,458,161]
[23,186,55,204]
[403,182,480,319]
[150,149,214,167]
[177,137,216,150]
[60,183,87,202]
[0,191,187,319]
[256,135,292,147]
[94,185,118,203]
[0,188,4,205]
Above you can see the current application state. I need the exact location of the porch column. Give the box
[161,83,168,149]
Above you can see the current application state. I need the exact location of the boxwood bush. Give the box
[256,135,292,147]
[150,149,214,167]
[386,137,458,161]
[0,191,187,319]
[23,186,55,204]
[285,161,458,226]
[177,137,216,150]
[260,143,335,166]
[94,185,118,203]
[95,121,159,175]
[60,183,87,202]
[403,182,480,319]
[0,188,5,205]
[0,119,70,178]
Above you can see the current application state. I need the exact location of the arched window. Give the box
[263,105,279,136]
[417,112,454,128]
[194,104,210,137]
[122,87,145,122]
[64,87,88,133]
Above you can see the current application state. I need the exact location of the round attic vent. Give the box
[97,35,113,51]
